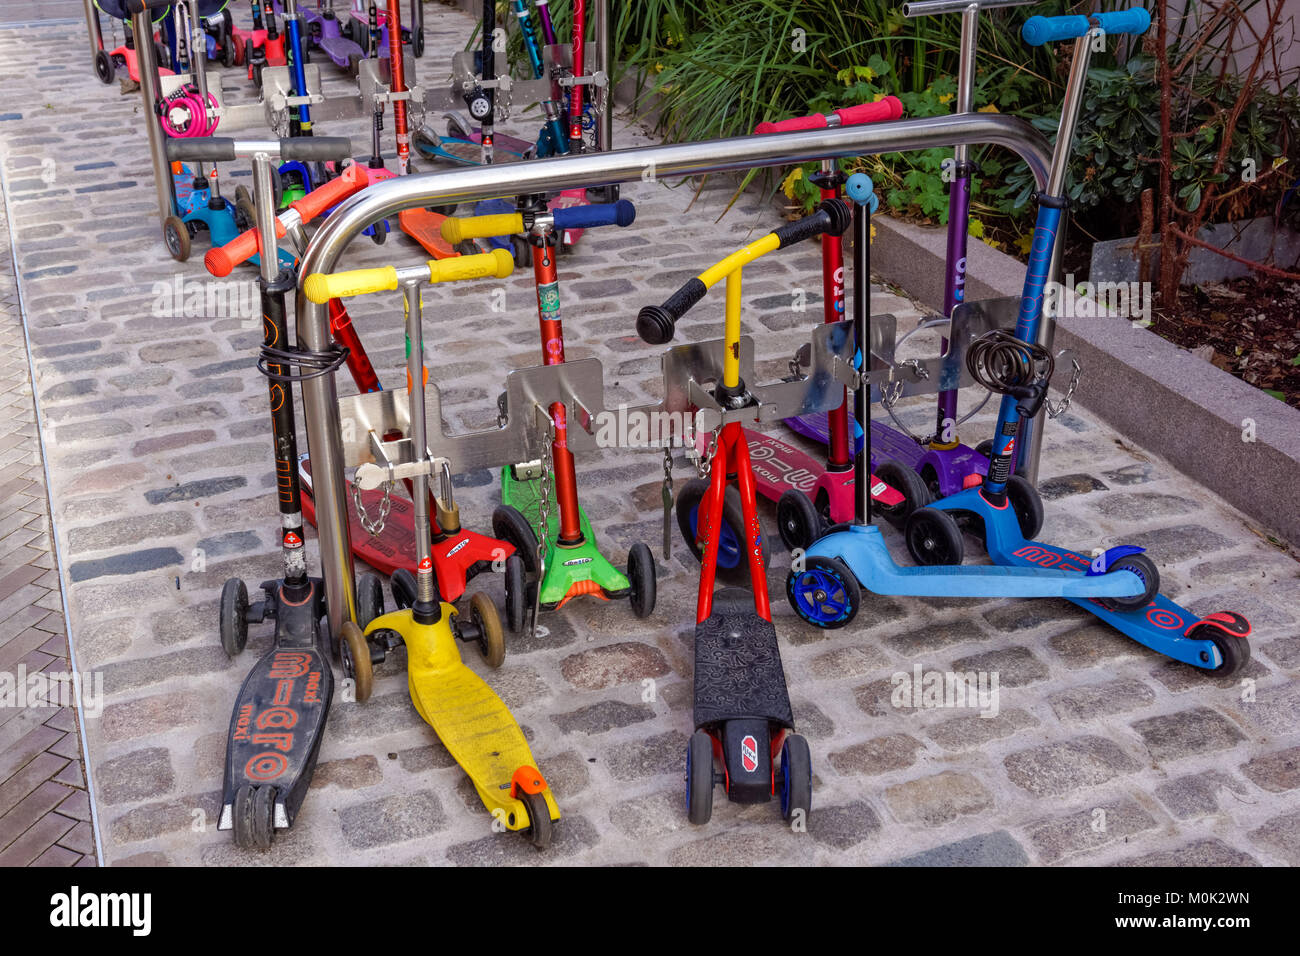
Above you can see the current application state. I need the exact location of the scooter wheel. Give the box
[510,234,531,269]
[370,220,388,245]
[686,731,714,825]
[521,788,552,850]
[1006,474,1045,539]
[219,578,249,657]
[627,542,657,619]
[1197,626,1250,676]
[905,507,964,566]
[233,193,257,234]
[413,27,425,58]
[504,554,527,634]
[347,52,361,78]
[779,734,812,823]
[786,555,859,628]
[340,621,373,702]
[95,49,116,85]
[391,567,417,610]
[1097,552,1161,612]
[163,216,192,262]
[676,478,770,583]
[454,239,479,257]
[975,438,994,461]
[232,784,275,849]
[221,39,236,68]
[876,459,931,528]
[469,592,505,668]
[357,573,385,628]
[493,505,540,575]
[776,489,821,552]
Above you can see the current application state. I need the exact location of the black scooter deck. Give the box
[219,641,333,833]
[693,588,794,731]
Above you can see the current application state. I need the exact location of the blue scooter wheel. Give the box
[1096,552,1160,612]
[779,735,812,822]
[677,478,770,582]
[786,555,859,628]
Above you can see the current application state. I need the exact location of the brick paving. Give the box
[0,3,1298,867]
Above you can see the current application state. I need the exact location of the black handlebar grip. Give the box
[279,137,354,161]
[773,198,852,249]
[165,138,238,163]
[637,277,708,344]
[124,0,174,13]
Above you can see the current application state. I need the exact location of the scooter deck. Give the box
[398,208,458,259]
[694,588,794,731]
[500,466,630,606]
[936,485,1239,669]
[745,428,903,510]
[369,607,560,830]
[298,458,506,603]
[219,642,333,832]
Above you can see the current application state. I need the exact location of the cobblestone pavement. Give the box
[1,5,1298,867]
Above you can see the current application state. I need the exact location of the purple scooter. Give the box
[786,0,1037,501]
[301,0,365,71]
[343,0,421,59]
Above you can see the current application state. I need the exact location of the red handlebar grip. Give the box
[833,96,903,125]
[754,113,828,135]
[290,163,367,221]
[205,219,287,277]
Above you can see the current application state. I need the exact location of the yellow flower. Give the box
[977,104,999,113]
[870,223,878,243]
[782,167,804,199]
[967,218,985,239]
[938,93,954,104]
[1014,234,1033,255]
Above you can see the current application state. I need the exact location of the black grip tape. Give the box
[165,138,237,163]
[637,277,707,344]
[279,137,354,161]
[773,198,852,248]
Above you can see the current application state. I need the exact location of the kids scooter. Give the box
[301,0,366,73]
[636,208,854,827]
[191,136,382,849]
[785,175,1152,628]
[674,97,910,565]
[94,0,175,84]
[440,198,657,634]
[912,9,1252,675]
[303,254,560,849]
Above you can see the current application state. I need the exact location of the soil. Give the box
[1149,276,1300,410]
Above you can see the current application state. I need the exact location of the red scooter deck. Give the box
[745,429,903,509]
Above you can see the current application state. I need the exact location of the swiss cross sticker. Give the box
[418,557,432,572]
[283,532,302,548]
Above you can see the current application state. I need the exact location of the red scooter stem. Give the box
[567,0,586,150]
[820,180,851,469]
[386,0,411,174]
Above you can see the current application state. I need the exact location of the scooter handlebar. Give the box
[166,138,237,164]
[773,197,852,249]
[1022,7,1150,46]
[279,136,354,162]
[440,212,525,244]
[551,199,636,231]
[303,250,514,302]
[636,279,708,345]
[167,137,353,165]
[754,96,902,134]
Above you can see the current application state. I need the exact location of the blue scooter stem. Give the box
[284,3,313,134]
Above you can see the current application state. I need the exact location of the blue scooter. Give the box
[904,9,1251,674]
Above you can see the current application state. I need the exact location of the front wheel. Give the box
[219,578,249,657]
[521,788,552,850]
[675,478,769,583]
[357,573,384,628]
[776,489,820,552]
[626,541,656,619]
[1097,552,1160,612]
[779,735,812,822]
[340,621,373,702]
[786,555,859,628]
[686,731,714,825]
[469,592,505,668]
[163,216,191,262]
[95,49,116,84]
[492,505,539,575]
[905,507,965,566]
[391,567,417,610]
[1006,474,1045,540]
[875,459,931,528]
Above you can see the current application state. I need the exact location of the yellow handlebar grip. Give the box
[440,213,525,244]
[303,266,399,303]
[427,248,514,283]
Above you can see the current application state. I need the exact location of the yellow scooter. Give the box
[304,250,560,848]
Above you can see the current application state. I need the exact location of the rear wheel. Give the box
[469,592,505,668]
[232,784,275,849]
[686,731,714,825]
[163,216,191,262]
[493,505,540,575]
[390,567,417,610]
[219,578,249,657]
[975,438,994,461]
[626,542,656,619]
[510,234,531,268]
[1006,474,1045,539]
[357,573,384,628]
[1097,552,1160,612]
[503,554,526,634]
[779,734,812,822]
[340,621,373,702]
[876,459,931,527]
[95,49,116,84]
[1203,629,1250,676]
[776,489,821,552]
[521,788,551,850]
[905,507,965,566]
[786,555,859,628]
[676,478,769,583]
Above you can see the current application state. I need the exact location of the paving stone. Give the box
[807,799,882,851]
[97,747,173,804]
[1121,524,1236,563]
[552,699,655,735]
[559,642,671,691]
[1027,798,1159,864]
[1249,809,1300,865]
[142,475,247,505]
[828,734,924,777]
[67,511,194,552]
[604,731,689,782]
[608,788,692,842]
[1048,622,1146,669]
[1048,678,1157,722]
[110,792,220,844]
[445,813,599,865]
[887,830,1030,867]
[926,708,1039,751]
[791,700,835,739]
[1154,771,1251,819]
[804,643,892,681]
[338,790,446,850]
[1239,745,1300,793]
[1130,707,1246,763]
[667,825,818,866]
[882,621,988,656]
[1003,736,1142,796]
[950,646,1049,687]
[101,691,205,742]
[885,771,993,826]
[1090,492,1200,520]
[1038,473,1108,500]
[310,755,383,791]
[100,646,235,694]
[982,599,1090,634]
[1116,838,1258,867]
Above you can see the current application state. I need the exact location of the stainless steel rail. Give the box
[295,112,1055,638]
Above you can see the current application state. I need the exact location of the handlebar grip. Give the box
[833,96,903,126]
[278,136,353,162]
[846,174,879,212]
[205,221,287,277]
[304,267,399,303]
[428,249,514,283]
[773,198,852,249]
[440,212,524,244]
[637,278,707,345]
[290,163,368,221]
[551,199,636,231]
[754,113,828,135]
[1093,7,1152,37]
[166,138,237,163]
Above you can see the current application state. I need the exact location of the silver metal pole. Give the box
[84,0,104,63]
[297,112,1055,637]
[134,9,175,226]
[594,0,612,153]
[953,4,978,169]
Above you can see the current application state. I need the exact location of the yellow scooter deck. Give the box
[365,605,560,832]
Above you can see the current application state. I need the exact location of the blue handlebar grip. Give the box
[552,199,636,232]
[846,174,878,213]
[1094,7,1151,37]
[1022,14,1092,46]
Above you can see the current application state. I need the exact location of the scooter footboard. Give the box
[693,588,794,730]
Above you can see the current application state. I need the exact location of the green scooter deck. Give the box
[500,466,630,608]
